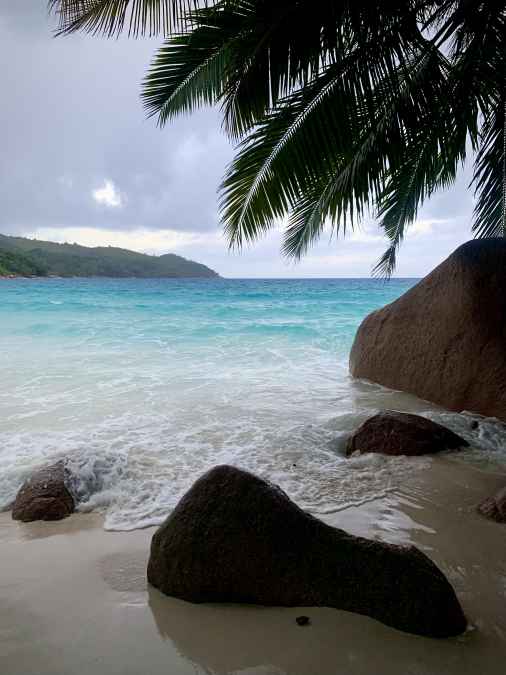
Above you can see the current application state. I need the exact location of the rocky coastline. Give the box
[7,239,506,651]
[9,405,499,639]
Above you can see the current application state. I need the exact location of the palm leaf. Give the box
[142,30,231,124]
[50,0,506,271]
[374,137,464,277]
[220,66,355,248]
[279,48,452,261]
[48,0,206,36]
[472,101,506,238]
[221,14,440,250]
[282,174,340,259]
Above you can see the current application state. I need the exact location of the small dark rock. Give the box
[346,411,468,457]
[148,464,467,638]
[477,487,506,523]
[296,615,310,626]
[12,461,75,522]
[470,420,479,430]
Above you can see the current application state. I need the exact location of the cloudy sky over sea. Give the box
[1,3,476,277]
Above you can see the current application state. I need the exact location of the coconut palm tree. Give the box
[50,0,505,274]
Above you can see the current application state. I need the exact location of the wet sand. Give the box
[1,457,506,675]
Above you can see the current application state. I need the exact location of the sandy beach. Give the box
[2,456,506,675]
[2,0,506,672]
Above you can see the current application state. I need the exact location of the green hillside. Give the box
[0,234,219,278]
[0,249,48,277]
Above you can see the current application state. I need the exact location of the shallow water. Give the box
[1,277,505,530]
[2,457,506,675]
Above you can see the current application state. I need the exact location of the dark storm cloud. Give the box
[0,3,232,235]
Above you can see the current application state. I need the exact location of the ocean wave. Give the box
[2,404,506,531]
[2,278,506,531]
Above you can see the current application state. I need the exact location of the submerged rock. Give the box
[346,411,468,457]
[148,465,466,638]
[296,615,310,626]
[12,461,74,522]
[350,239,506,420]
[477,487,506,523]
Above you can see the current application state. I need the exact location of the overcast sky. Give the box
[0,3,477,277]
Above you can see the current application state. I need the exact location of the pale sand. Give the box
[1,458,506,675]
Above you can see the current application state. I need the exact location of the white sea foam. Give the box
[2,278,506,531]
[2,391,505,531]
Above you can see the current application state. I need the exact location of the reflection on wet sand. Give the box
[148,584,475,675]
[1,457,506,675]
[147,459,506,675]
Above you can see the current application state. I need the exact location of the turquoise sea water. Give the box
[1,278,504,530]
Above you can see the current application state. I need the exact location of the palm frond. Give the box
[452,1,506,238]
[374,130,464,277]
[51,0,506,271]
[48,0,206,37]
[220,66,355,248]
[142,29,231,124]
[472,99,506,238]
[282,174,338,259]
[279,47,452,262]
[220,13,443,250]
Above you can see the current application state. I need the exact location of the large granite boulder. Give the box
[346,411,468,457]
[148,465,466,638]
[12,461,74,522]
[350,239,506,420]
[478,487,506,523]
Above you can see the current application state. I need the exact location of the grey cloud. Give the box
[0,3,477,277]
[0,3,232,235]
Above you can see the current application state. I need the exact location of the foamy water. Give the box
[1,277,505,530]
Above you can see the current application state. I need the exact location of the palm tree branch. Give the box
[142,29,232,124]
[48,0,206,37]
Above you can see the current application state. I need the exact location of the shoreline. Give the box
[2,456,506,675]
[0,274,222,280]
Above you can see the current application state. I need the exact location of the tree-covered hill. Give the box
[0,234,219,278]
[0,249,48,277]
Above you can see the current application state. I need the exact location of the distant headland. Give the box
[0,233,219,279]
